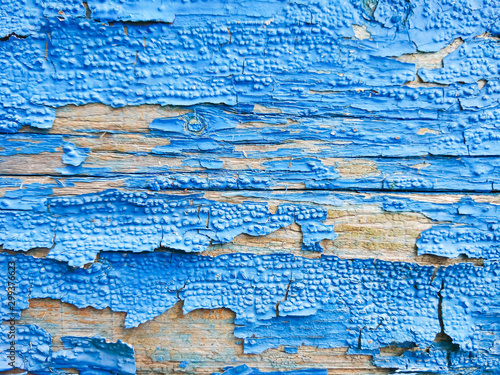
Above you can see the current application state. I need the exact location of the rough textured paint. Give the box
[0,189,336,266]
[6,102,500,191]
[4,189,500,263]
[0,324,136,374]
[4,188,500,265]
[1,0,500,374]
[0,0,497,133]
[383,196,500,260]
[1,251,499,372]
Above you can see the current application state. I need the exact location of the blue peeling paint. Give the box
[0,0,496,133]
[420,40,500,85]
[4,189,500,264]
[0,190,336,266]
[62,142,90,166]
[215,365,326,375]
[383,196,500,260]
[229,190,500,261]
[0,251,499,373]
[0,10,415,133]
[1,0,500,374]
[0,324,135,375]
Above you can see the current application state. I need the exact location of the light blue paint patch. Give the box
[228,191,500,260]
[62,142,90,166]
[0,190,336,266]
[223,366,326,375]
[1,252,499,371]
[0,324,135,375]
[216,365,327,375]
[420,40,500,85]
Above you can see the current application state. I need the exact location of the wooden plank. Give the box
[1,0,500,374]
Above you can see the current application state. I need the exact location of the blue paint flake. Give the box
[216,365,326,375]
[0,324,135,375]
[62,142,90,167]
[5,189,500,263]
[0,251,499,373]
[0,190,336,266]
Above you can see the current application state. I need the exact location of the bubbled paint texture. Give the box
[1,0,500,374]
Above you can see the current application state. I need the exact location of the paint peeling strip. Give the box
[1,251,498,361]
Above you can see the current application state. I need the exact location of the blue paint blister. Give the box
[0,190,337,266]
[0,323,135,375]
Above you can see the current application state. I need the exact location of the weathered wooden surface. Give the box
[1,0,500,374]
